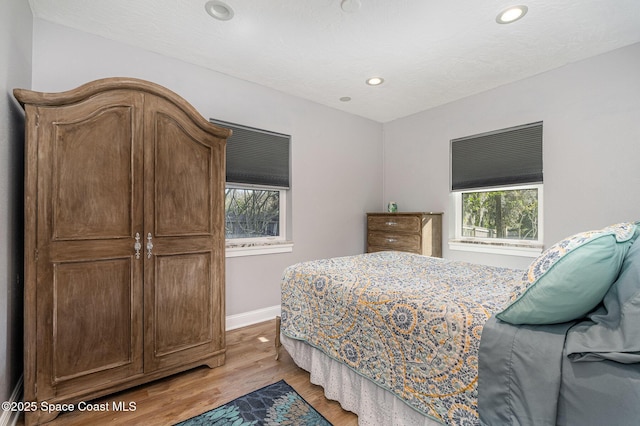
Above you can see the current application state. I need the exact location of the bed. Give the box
[279,222,640,425]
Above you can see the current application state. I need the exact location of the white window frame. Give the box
[449,184,544,257]
[225,185,293,257]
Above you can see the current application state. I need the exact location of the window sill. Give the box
[225,240,294,258]
[448,239,543,258]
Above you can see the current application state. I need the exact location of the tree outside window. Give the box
[225,188,280,239]
[461,188,538,241]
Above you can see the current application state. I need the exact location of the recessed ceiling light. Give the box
[341,0,361,13]
[366,77,384,86]
[205,0,234,21]
[339,96,352,102]
[496,5,528,24]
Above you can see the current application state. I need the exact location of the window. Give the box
[210,119,292,256]
[454,184,543,242]
[462,187,539,240]
[450,122,543,256]
[225,186,285,240]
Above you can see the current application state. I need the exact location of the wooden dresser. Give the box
[15,78,230,425]
[367,212,443,257]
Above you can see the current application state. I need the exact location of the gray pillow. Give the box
[566,225,640,363]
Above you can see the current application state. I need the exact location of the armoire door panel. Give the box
[144,249,223,371]
[51,105,136,240]
[142,94,226,373]
[153,112,213,236]
[33,90,145,403]
[51,258,141,383]
[153,252,213,356]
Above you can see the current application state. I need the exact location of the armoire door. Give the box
[142,94,226,372]
[32,91,145,400]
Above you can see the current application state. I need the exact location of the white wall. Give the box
[383,42,640,269]
[0,0,32,405]
[31,19,383,317]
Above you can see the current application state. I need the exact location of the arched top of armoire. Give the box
[13,77,232,140]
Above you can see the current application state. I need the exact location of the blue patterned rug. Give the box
[175,380,333,425]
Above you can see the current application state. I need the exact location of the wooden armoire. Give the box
[14,78,230,425]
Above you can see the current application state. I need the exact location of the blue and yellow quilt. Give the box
[280,251,522,425]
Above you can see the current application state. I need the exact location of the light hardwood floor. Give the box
[17,319,358,425]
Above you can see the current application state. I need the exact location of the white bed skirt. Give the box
[281,334,443,426]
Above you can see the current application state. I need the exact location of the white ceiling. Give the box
[28,0,640,123]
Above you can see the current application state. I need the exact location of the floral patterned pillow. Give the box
[497,222,637,325]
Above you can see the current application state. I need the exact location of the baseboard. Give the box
[226,305,281,331]
[0,375,23,426]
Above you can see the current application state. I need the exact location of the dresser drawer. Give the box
[367,232,421,253]
[367,215,421,233]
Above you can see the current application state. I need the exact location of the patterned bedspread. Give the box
[280,251,523,425]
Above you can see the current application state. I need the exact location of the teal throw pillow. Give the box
[497,222,637,325]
